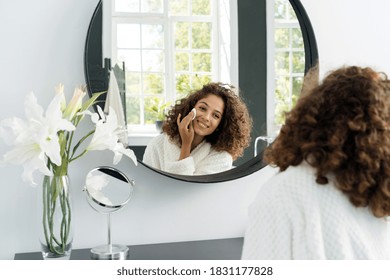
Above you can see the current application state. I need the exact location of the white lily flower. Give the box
[1,132,52,184]
[0,91,75,184]
[55,83,66,112]
[84,106,137,166]
[1,85,138,187]
[28,91,75,164]
[112,141,137,165]
[0,121,52,184]
[0,115,52,184]
[0,117,28,145]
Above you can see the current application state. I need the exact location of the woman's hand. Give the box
[177,111,195,160]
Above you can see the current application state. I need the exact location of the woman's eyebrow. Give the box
[199,101,222,115]
[199,101,209,107]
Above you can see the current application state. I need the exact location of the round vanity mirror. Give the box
[84,0,318,183]
[84,166,135,260]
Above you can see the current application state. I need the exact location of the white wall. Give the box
[301,0,390,76]
[1,0,390,260]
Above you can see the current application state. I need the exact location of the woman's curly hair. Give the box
[264,65,390,218]
[162,82,252,160]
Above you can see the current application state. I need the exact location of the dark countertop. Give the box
[14,237,244,260]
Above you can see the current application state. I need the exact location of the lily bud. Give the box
[63,86,86,120]
[55,83,66,112]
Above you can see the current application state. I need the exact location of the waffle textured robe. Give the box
[241,163,390,259]
[143,133,233,175]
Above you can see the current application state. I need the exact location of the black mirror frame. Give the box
[84,0,318,183]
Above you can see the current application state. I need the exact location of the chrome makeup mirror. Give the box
[84,166,135,260]
[84,0,318,183]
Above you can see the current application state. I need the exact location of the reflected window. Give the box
[106,0,236,134]
[267,0,305,135]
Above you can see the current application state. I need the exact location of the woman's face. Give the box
[193,94,225,137]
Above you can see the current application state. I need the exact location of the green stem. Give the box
[42,176,50,248]
[65,131,74,163]
[41,174,71,256]
[66,193,72,239]
[70,149,89,163]
[69,129,95,161]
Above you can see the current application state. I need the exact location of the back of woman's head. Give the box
[163,82,252,160]
[265,65,390,217]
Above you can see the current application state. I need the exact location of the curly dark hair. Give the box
[264,65,390,218]
[162,82,252,160]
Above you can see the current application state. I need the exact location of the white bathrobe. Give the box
[143,133,233,175]
[241,162,390,259]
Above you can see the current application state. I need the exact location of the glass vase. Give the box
[37,175,73,260]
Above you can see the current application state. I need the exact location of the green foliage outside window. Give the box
[116,0,303,130]
[117,0,213,126]
[273,0,305,127]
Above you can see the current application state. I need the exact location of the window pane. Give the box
[117,24,140,48]
[192,0,211,15]
[126,96,141,125]
[142,50,164,71]
[144,96,164,123]
[174,22,190,49]
[115,0,139,13]
[287,3,297,20]
[292,28,304,48]
[141,0,163,13]
[275,77,290,100]
[275,52,290,75]
[118,50,141,71]
[292,77,303,100]
[292,52,305,72]
[175,52,189,71]
[273,0,305,127]
[143,73,164,94]
[192,74,211,89]
[142,24,164,48]
[175,74,191,96]
[274,77,290,124]
[192,53,211,72]
[170,0,189,15]
[126,72,141,94]
[274,0,287,20]
[275,28,289,48]
[192,22,211,49]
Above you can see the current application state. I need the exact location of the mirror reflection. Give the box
[85,0,314,180]
[84,166,134,211]
[143,82,252,175]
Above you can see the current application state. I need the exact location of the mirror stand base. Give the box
[90,244,129,260]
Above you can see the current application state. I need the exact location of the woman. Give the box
[242,66,390,259]
[143,82,252,175]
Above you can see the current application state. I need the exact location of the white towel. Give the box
[104,70,128,147]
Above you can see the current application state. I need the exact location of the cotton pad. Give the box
[191,108,196,120]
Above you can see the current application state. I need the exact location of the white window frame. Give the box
[103,0,239,145]
[266,0,304,138]
[102,0,238,145]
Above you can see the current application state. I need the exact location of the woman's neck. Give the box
[191,135,204,150]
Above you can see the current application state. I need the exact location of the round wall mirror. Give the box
[84,0,318,183]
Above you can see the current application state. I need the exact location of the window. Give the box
[267,0,305,136]
[104,0,235,135]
